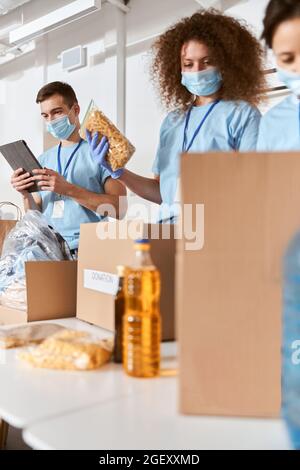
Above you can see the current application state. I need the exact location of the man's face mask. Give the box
[46,107,76,140]
[181,67,223,97]
[277,67,300,98]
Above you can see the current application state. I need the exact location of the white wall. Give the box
[0,0,275,219]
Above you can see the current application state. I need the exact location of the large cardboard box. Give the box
[77,222,176,341]
[177,152,300,418]
[0,261,77,325]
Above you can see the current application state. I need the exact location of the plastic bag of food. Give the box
[80,100,135,171]
[19,330,113,370]
[0,210,72,310]
[0,323,65,349]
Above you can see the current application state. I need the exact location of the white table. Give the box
[0,318,167,429]
[0,318,291,450]
[23,376,291,450]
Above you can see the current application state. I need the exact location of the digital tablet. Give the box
[0,140,43,193]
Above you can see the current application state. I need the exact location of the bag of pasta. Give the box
[19,329,113,371]
[80,100,135,171]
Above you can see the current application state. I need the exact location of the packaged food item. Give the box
[80,100,135,171]
[0,323,65,349]
[19,329,113,371]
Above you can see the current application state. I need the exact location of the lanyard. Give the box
[57,138,83,177]
[182,100,220,153]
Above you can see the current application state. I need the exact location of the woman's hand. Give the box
[86,130,124,179]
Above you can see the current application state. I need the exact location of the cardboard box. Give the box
[77,222,176,341]
[177,152,300,418]
[0,220,77,325]
[0,261,77,325]
[0,220,17,255]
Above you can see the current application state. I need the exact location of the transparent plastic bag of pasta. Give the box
[80,100,136,171]
[19,330,113,370]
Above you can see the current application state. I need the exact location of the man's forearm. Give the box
[66,184,126,219]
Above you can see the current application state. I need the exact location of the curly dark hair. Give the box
[150,9,266,112]
[262,0,300,48]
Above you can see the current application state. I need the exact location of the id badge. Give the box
[52,200,65,219]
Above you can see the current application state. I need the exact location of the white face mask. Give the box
[277,67,300,98]
[181,68,222,97]
[46,107,76,140]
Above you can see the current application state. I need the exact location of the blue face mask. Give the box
[277,67,300,97]
[181,68,222,97]
[46,110,76,140]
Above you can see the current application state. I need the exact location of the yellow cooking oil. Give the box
[123,239,161,378]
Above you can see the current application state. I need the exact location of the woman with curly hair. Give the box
[257,0,300,151]
[88,9,266,221]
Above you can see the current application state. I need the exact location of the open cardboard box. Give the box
[177,152,300,419]
[0,220,77,325]
[77,221,176,341]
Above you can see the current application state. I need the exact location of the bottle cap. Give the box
[116,265,126,277]
[134,239,150,250]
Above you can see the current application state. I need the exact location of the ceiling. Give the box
[0,0,32,15]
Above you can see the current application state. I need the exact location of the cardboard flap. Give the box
[25,261,77,321]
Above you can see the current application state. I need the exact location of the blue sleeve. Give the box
[152,114,171,175]
[100,168,111,186]
[234,105,261,151]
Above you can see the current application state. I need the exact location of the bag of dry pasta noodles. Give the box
[80,100,135,171]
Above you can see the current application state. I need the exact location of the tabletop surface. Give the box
[23,377,291,450]
[0,318,175,429]
[0,318,291,450]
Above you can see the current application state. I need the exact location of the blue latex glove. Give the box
[86,130,124,179]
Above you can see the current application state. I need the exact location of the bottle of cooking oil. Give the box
[123,239,161,378]
[113,265,126,364]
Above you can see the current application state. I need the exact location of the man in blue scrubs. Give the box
[11,81,127,255]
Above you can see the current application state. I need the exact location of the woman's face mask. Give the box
[46,108,76,140]
[181,68,223,97]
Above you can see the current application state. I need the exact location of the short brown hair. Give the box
[36,81,78,108]
[150,9,266,112]
[262,0,300,48]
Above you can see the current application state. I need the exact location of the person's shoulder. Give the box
[261,95,294,121]
[38,144,58,164]
[227,100,261,116]
[162,109,185,127]
[80,139,89,148]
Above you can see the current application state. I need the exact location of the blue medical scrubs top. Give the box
[152,100,261,218]
[38,140,111,250]
[257,95,300,151]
